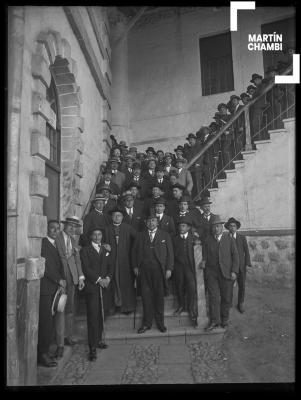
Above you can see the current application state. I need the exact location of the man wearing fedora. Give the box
[165,171,179,201]
[142,157,157,192]
[246,85,256,99]
[121,154,136,189]
[229,94,246,155]
[174,195,199,234]
[131,163,148,199]
[172,216,198,327]
[175,156,193,196]
[263,66,283,130]
[156,150,165,167]
[153,165,170,195]
[142,147,157,171]
[98,185,117,214]
[126,181,143,208]
[166,183,185,221]
[217,103,235,170]
[202,215,239,330]
[143,183,165,215]
[133,211,174,333]
[96,169,120,197]
[154,197,175,236]
[108,157,126,191]
[120,190,144,232]
[38,220,66,367]
[163,152,177,177]
[80,194,110,247]
[55,216,85,356]
[105,206,137,315]
[174,145,185,161]
[240,93,251,105]
[80,227,114,361]
[224,217,251,314]
[197,197,216,244]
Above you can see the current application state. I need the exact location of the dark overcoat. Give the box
[121,204,145,232]
[40,237,65,295]
[79,209,110,247]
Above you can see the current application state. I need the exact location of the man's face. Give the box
[170,175,177,185]
[147,151,154,157]
[188,138,196,146]
[179,223,190,235]
[91,230,102,245]
[228,222,238,235]
[112,212,123,224]
[155,203,165,214]
[249,88,256,96]
[48,221,60,239]
[179,201,189,213]
[232,99,239,107]
[133,168,141,177]
[101,189,110,199]
[64,223,76,236]
[111,162,119,170]
[157,151,164,160]
[165,156,172,165]
[220,107,227,115]
[176,161,183,169]
[104,172,112,181]
[149,160,156,170]
[124,197,134,208]
[213,223,223,235]
[176,150,183,158]
[146,217,158,231]
[121,148,128,156]
[254,78,262,87]
[126,159,133,168]
[156,171,164,180]
[113,148,121,157]
[242,97,249,105]
[130,187,138,197]
[202,204,211,214]
[173,188,182,199]
[152,187,161,197]
[94,200,105,211]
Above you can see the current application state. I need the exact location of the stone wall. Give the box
[245,235,295,288]
[127,7,295,151]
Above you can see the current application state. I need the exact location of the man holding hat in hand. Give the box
[202,215,239,330]
[133,211,174,333]
[80,227,114,361]
[55,216,85,356]
[224,217,251,313]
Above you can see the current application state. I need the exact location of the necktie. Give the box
[215,235,219,242]
[66,235,72,258]
[128,209,133,219]
[112,170,117,175]
[105,181,110,185]
[159,179,162,184]
[128,168,132,173]
[149,231,154,242]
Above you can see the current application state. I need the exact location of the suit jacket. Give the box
[203,232,239,279]
[198,213,217,244]
[134,228,174,293]
[56,231,84,285]
[130,176,148,199]
[79,208,110,247]
[96,179,120,196]
[177,168,193,194]
[122,204,145,232]
[230,233,251,272]
[111,170,126,191]
[172,232,196,276]
[151,177,170,196]
[163,165,178,177]
[120,167,134,189]
[80,244,114,294]
[40,237,65,295]
[174,210,200,231]
[103,198,117,214]
[157,214,176,236]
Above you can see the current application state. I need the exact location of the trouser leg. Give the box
[85,291,101,350]
[184,268,198,320]
[151,264,165,329]
[237,270,246,305]
[37,294,54,356]
[54,310,65,347]
[140,267,154,328]
[205,271,221,325]
[219,272,234,323]
[174,265,185,309]
[64,283,75,339]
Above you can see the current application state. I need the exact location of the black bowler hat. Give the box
[174,145,184,153]
[199,196,212,206]
[145,211,159,220]
[146,146,156,154]
[250,73,263,83]
[186,133,197,141]
[88,226,105,238]
[173,183,186,191]
[127,182,141,190]
[177,216,192,226]
[179,195,191,203]
[247,85,256,93]
[154,196,166,205]
[109,206,126,217]
[217,103,228,111]
[224,217,241,230]
[230,94,241,101]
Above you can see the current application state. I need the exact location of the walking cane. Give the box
[99,285,106,346]
[133,276,137,330]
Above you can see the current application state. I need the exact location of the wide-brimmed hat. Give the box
[247,85,257,93]
[146,146,156,154]
[109,206,126,216]
[224,217,241,230]
[92,193,107,203]
[250,73,262,83]
[210,214,225,225]
[240,92,250,100]
[177,216,192,226]
[108,157,121,164]
[186,133,197,141]
[88,226,105,238]
[154,196,166,205]
[122,190,134,200]
[175,156,187,164]
[164,152,173,159]
[217,103,228,111]
[51,288,67,316]
[119,140,128,148]
[179,195,191,203]
[230,94,240,101]
[127,182,141,190]
[172,183,186,191]
[98,185,112,193]
[61,216,82,226]
[199,196,212,206]
[174,145,184,153]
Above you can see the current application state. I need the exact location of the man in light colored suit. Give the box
[55,216,85,357]
[202,215,239,331]
[175,157,193,195]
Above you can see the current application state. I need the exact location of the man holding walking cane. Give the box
[80,227,114,361]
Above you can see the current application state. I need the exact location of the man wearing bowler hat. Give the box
[153,165,170,195]
[172,216,198,327]
[127,181,143,208]
[154,197,175,236]
[131,163,148,199]
[202,215,239,330]
[105,206,137,315]
[98,185,117,214]
[120,190,144,232]
[165,171,179,201]
[55,216,85,356]
[38,220,66,367]
[142,147,157,171]
[163,152,177,176]
[166,183,186,220]
[96,169,120,197]
[174,145,185,160]
[121,154,136,189]
[133,211,174,333]
[240,93,251,105]
[198,197,216,244]
[229,94,245,155]
[80,227,114,361]
[225,217,251,313]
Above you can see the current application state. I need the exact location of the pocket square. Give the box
[161,240,166,243]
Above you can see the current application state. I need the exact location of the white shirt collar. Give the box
[92,241,101,253]
[156,213,163,220]
[178,168,182,173]
[216,233,223,241]
[148,228,157,234]
[126,207,133,214]
[181,232,188,239]
[231,232,237,239]
[47,236,56,246]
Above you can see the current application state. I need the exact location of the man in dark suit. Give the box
[249,73,268,140]
[225,217,251,313]
[98,185,117,214]
[154,197,175,236]
[165,171,179,201]
[143,157,157,194]
[127,182,143,208]
[55,216,85,355]
[174,195,199,233]
[163,153,177,177]
[121,154,136,189]
[166,183,185,220]
[131,163,148,199]
[152,165,170,196]
[80,194,110,247]
[96,169,120,197]
[134,212,174,333]
[143,183,165,215]
[197,196,216,244]
[80,227,114,361]
[121,190,144,232]
[172,217,198,327]
[38,220,65,367]
[202,215,239,330]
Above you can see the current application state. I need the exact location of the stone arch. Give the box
[30,30,85,243]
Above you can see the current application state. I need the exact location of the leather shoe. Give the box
[205,323,219,331]
[55,346,64,358]
[237,303,245,313]
[137,326,150,334]
[98,342,108,349]
[220,321,229,329]
[64,337,77,346]
[158,326,167,333]
[88,349,97,362]
[173,307,184,316]
[38,353,58,367]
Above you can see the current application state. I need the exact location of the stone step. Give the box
[37,344,72,386]
[224,169,237,180]
[254,139,271,150]
[216,178,227,189]
[241,150,256,161]
[233,159,245,169]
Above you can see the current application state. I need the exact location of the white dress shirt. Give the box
[180,232,189,239]
[126,207,133,216]
[178,168,183,174]
[47,236,56,246]
[215,233,223,242]
[156,213,163,221]
[148,228,157,242]
[92,242,111,284]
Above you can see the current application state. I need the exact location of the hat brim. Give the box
[224,220,241,230]
[51,289,67,316]
[61,220,81,226]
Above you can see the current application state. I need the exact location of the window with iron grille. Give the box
[199,32,234,96]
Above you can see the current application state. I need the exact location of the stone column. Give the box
[110,9,131,144]
[193,243,208,328]
[7,6,25,386]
